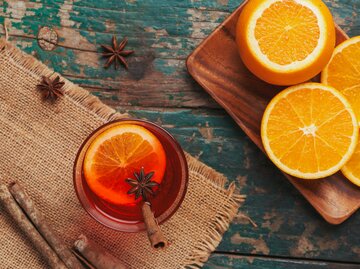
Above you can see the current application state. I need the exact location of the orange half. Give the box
[236,0,335,85]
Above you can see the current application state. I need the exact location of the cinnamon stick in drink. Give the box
[0,184,67,269]
[141,202,168,249]
[125,167,168,249]
[74,234,128,269]
[9,182,84,269]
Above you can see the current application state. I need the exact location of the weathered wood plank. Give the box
[1,0,358,48]
[1,0,359,108]
[0,0,222,108]
[205,254,360,269]
[0,35,218,108]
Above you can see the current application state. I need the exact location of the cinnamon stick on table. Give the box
[71,250,97,269]
[74,234,128,269]
[9,182,84,269]
[0,184,67,269]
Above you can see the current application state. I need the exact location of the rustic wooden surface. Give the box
[1,0,360,268]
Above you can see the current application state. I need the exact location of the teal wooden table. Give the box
[1,0,360,268]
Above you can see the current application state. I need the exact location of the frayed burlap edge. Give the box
[182,154,245,268]
[0,38,245,268]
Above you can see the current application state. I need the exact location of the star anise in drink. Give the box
[125,167,159,201]
[101,35,134,70]
[36,76,65,102]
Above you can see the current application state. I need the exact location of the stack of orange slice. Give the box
[236,0,360,185]
[322,37,360,186]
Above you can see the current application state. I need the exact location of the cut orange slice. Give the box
[322,37,360,187]
[261,83,358,179]
[322,36,360,123]
[83,123,166,205]
[342,140,360,187]
[236,0,335,85]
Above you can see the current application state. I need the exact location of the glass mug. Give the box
[73,119,188,232]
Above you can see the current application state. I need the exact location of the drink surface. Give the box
[80,120,185,222]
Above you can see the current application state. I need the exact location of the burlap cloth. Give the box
[0,38,244,269]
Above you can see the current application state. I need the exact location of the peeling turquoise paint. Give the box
[17,1,64,36]
[1,1,8,14]
[153,58,178,75]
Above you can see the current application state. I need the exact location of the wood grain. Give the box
[187,1,360,224]
[205,254,360,269]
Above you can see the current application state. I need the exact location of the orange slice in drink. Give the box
[236,0,335,85]
[83,123,166,205]
[261,83,358,179]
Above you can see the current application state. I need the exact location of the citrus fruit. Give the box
[342,140,360,187]
[83,123,166,205]
[261,83,358,179]
[236,0,335,85]
[322,36,360,123]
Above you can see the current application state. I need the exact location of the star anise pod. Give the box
[101,35,134,70]
[125,167,159,201]
[36,76,65,102]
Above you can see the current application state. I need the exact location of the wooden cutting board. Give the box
[186,1,360,224]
